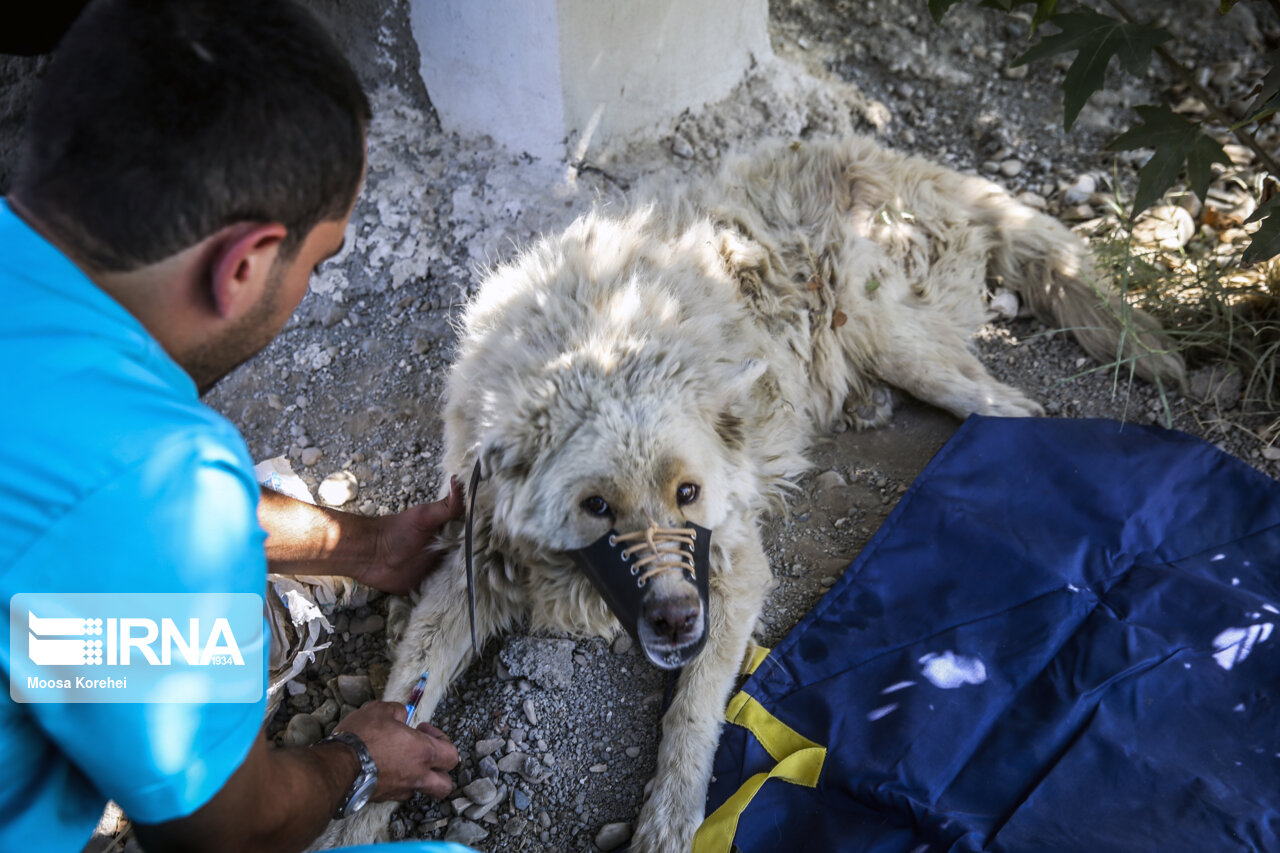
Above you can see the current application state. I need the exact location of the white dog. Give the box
[318,137,1184,851]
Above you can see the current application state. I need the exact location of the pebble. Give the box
[999,158,1024,177]
[444,819,489,846]
[1062,174,1097,205]
[282,713,323,747]
[595,822,633,852]
[334,674,373,707]
[312,698,340,724]
[625,746,641,758]
[475,737,505,758]
[300,447,323,467]
[462,778,498,806]
[478,755,499,781]
[589,763,608,773]
[1016,191,1047,210]
[499,637,576,689]
[611,633,633,655]
[523,698,539,726]
[1131,205,1195,250]
[504,816,528,835]
[514,790,531,811]
[347,613,385,635]
[318,470,360,506]
[497,751,529,774]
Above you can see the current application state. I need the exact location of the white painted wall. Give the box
[410,0,771,163]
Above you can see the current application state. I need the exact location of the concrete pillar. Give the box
[409,0,772,162]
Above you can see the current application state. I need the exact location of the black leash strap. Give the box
[464,459,482,657]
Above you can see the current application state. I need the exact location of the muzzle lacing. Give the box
[611,526,697,587]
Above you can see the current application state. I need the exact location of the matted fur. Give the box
[316,138,1183,851]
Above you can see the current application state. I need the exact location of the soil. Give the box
[5,1,1278,852]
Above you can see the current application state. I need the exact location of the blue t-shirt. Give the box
[0,199,269,849]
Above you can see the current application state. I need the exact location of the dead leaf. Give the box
[832,310,848,329]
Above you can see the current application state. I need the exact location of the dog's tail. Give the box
[978,187,1186,390]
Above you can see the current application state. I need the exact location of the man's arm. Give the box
[132,701,458,853]
[258,476,463,595]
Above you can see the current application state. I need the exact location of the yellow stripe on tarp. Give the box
[741,643,771,676]
[692,691,827,853]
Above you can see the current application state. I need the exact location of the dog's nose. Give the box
[644,600,700,643]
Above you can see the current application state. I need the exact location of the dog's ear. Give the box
[478,424,540,483]
[708,359,767,451]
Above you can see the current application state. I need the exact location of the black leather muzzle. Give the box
[568,522,712,670]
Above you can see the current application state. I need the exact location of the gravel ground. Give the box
[6,1,1274,851]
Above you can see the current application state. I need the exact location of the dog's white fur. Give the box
[317,138,1183,851]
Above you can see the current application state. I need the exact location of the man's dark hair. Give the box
[13,0,371,270]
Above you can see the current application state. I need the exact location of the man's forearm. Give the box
[258,487,378,577]
[135,736,360,853]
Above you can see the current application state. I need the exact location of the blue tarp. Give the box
[705,416,1280,852]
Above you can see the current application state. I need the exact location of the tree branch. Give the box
[1104,0,1280,177]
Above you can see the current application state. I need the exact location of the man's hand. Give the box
[133,706,458,853]
[334,700,459,801]
[357,476,464,594]
[258,476,464,594]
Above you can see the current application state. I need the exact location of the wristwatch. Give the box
[320,730,378,818]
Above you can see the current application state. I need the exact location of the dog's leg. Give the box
[630,533,771,853]
[309,548,498,850]
[837,384,897,431]
[866,314,1045,419]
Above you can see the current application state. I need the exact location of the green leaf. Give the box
[1013,10,1171,129]
[1244,48,1280,124]
[1106,104,1230,216]
[1220,0,1241,11]
[1243,196,1280,264]
[928,0,966,23]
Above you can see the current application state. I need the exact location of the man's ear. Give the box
[208,223,288,319]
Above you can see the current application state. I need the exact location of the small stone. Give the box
[318,470,359,506]
[444,819,489,846]
[1262,446,1280,461]
[504,816,528,835]
[334,674,373,707]
[595,821,632,852]
[300,447,323,467]
[475,737,505,758]
[1132,205,1195,250]
[497,751,529,774]
[449,797,472,817]
[1003,63,1029,80]
[1062,174,1097,205]
[348,613,385,635]
[282,713,323,747]
[588,763,607,773]
[499,637,576,689]
[610,633,633,655]
[522,698,538,726]
[312,698,340,724]
[999,158,1024,177]
[463,778,498,806]
[513,790,531,810]
[625,746,641,758]
[813,470,847,491]
[478,755,499,781]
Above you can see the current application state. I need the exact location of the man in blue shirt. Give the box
[0,1,466,850]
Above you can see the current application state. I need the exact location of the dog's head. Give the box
[473,358,766,668]
[445,212,803,668]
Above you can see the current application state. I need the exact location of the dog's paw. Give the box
[974,386,1045,418]
[630,795,699,853]
[837,385,896,431]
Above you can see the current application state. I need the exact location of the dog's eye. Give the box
[675,483,700,506]
[580,495,611,517]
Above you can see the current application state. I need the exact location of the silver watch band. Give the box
[319,730,378,819]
